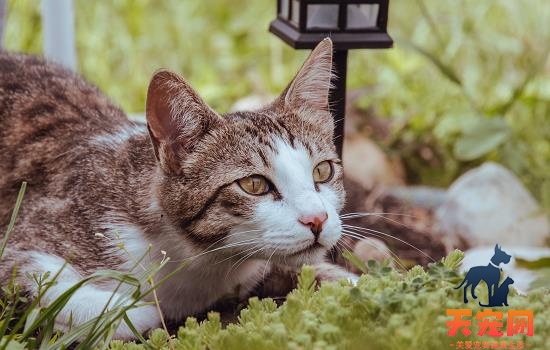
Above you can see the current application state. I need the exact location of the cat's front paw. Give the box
[347,275,360,286]
[313,262,359,284]
[52,286,162,341]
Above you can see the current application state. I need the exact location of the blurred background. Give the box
[2,1,550,275]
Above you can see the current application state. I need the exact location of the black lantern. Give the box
[269,0,393,157]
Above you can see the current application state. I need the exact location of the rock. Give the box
[385,186,447,210]
[461,245,550,293]
[343,133,404,190]
[342,176,448,267]
[435,162,549,249]
[230,95,273,112]
[353,237,394,267]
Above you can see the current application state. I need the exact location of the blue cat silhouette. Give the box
[479,276,514,307]
[454,244,512,304]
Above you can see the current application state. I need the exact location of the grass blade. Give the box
[1,182,27,260]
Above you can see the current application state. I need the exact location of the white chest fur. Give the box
[104,220,268,319]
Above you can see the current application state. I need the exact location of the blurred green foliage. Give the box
[4,0,550,210]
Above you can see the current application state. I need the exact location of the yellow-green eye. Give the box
[238,175,270,195]
[313,160,333,183]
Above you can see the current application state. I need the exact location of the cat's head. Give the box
[145,38,344,266]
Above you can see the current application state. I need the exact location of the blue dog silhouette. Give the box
[455,244,512,304]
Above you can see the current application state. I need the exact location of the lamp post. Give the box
[269,0,393,158]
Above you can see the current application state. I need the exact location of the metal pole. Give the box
[330,50,348,159]
[41,0,77,70]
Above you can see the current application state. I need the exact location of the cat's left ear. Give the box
[283,38,333,112]
[146,70,221,174]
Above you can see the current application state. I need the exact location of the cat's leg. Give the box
[232,260,272,299]
[263,261,358,295]
[16,251,160,339]
[313,261,359,285]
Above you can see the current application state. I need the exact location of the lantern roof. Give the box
[269,0,393,50]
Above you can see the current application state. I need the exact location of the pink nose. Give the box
[298,212,328,238]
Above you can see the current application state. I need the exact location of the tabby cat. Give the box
[0,38,354,338]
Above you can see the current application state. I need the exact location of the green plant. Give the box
[101,251,550,350]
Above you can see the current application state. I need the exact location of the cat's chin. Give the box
[273,245,329,267]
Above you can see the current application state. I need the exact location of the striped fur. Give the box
[0,39,354,339]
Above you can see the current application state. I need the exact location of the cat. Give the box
[0,38,355,339]
[479,276,514,307]
[454,244,512,304]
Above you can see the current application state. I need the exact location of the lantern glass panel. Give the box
[279,0,290,19]
[290,0,300,26]
[346,4,379,29]
[306,4,339,30]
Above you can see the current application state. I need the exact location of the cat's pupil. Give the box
[238,175,270,195]
[313,160,332,183]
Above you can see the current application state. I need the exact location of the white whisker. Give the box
[337,239,354,253]
[341,212,416,222]
[168,238,262,263]
[229,246,264,275]
[342,213,416,231]
[263,243,280,280]
[352,236,406,270]
[214,242,264,265]
[342,224,435,262]
[200,229,262,254]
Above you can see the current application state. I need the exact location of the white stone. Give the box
[436,162,549,249]
[385,185,447,209]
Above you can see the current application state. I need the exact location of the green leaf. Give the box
[405,41,462,86]
[297,266,316,294]
[442,250,464,270]
[0,182,27,260]
[453,118,509,161]
[516,257,550,269]
[342,250,368,274]
[1,339,26,350]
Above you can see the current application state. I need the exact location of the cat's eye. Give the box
[238,175,270,195]
[313,160,333,183]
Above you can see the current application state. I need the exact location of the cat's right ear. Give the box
[146,70,221,174]
[283,38,333,112]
